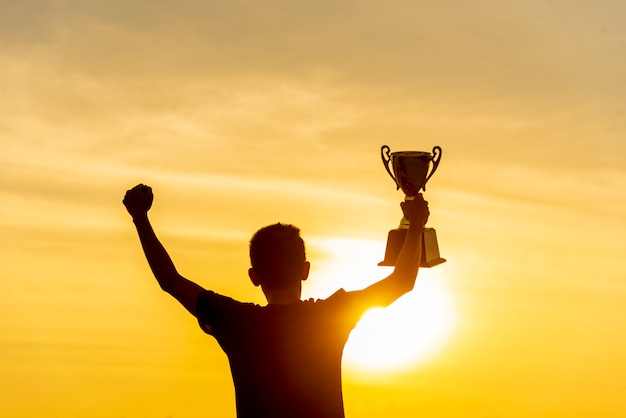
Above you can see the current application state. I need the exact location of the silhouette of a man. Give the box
[123,183,430,418]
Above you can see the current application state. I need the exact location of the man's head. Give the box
[248,223,309,292]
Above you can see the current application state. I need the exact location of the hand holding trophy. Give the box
[379,145,446,267]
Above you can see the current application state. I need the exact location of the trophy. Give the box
[379,145,446,267]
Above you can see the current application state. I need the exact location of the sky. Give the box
[1,0,625,417]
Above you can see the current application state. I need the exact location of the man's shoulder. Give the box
[302,288,369,319]
[317,288,365,305]
[196,290,262,335]
[197,290,260,311]
[317,287,383,321]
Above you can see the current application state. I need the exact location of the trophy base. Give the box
[378,227,446,267]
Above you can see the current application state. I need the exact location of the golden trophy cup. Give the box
[379,145,446,267]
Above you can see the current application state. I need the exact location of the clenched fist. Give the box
[123,184,154,219]
[400,194,430,227]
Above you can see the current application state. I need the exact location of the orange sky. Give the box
[1,1,626,417]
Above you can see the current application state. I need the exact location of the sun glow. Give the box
[343,278,455,372]
[307,238,456,373]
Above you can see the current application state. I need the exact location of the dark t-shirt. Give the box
[196,289,368,418]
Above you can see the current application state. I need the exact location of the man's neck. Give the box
[264,285,302,305]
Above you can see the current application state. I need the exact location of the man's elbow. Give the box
[157,275,178,294]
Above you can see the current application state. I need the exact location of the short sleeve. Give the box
[320,288,374,331]
[196,290,241,335]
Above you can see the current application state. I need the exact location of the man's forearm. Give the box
[391,222,424,291]
[132,214,180,290]
[359,222,424,307]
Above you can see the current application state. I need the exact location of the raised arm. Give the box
[123,184,204,316]
[353,195,430,307]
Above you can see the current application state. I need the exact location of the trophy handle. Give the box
[424,145,442,190]
[381,145,399,189]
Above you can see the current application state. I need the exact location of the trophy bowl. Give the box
[382,146,442,196]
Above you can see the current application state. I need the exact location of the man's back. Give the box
[197,290,364,418]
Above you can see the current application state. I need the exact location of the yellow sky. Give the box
[2,1,626,417]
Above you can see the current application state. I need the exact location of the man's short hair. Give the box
[249,223,306,290]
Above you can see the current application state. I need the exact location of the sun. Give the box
[343,277,455,372]
[306,237,456,373]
